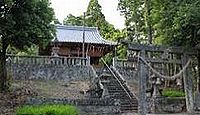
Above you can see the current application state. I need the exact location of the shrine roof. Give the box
[54,25,116,45]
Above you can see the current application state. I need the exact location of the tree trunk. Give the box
[198,50,200,92]
[0,37,8,92]
[145,0,153,44]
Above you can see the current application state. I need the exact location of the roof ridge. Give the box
[56,24,98,31]
[55,24,116,45]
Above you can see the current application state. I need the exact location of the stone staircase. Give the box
[99,67,138,113]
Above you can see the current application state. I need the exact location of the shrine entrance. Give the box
[126,44,199,114]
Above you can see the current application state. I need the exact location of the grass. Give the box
[16,104,79,115]
[162,88,185,97]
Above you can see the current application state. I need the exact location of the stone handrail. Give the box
[111,66,138,100]
[101,59,135,101]
[6,54,89,66]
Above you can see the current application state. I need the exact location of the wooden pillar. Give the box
[86,56,90,65]
[182,54,194,114]
[138,50,148,115]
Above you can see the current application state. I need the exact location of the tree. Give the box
[86,0,105,27]
[63,0,119,41]
[156,1,200,85]
[54,18,62,25]
[118,0,152,44]
[150,0,200,47]
[119,0,200,91]
[118,0,200,46]
[0,0,55,92]
[86,0,121,41]
[150,0,181,45]
[63,14,83,26]
[144,0,153,44]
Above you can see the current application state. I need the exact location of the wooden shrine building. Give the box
[39,25,116,64]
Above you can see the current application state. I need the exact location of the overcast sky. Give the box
[50,0,125,29]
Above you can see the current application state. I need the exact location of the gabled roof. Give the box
[55,25,116,45]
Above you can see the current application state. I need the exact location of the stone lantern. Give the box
[51,38,59,56]
[150,74,162,97]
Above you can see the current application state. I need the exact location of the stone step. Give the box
[109,94,131,98]
[106,86,124,89]
[108,91,130,95]
[108,91,136,98]
[107,87,124,90]
[107,88,124,91]
[121,101,138,104]
[106,86,135,97]
[103,80,121,83]
[101,74,124,81]
[121,104,138,109]
[103,86,121,89]
[100,69,138,114]
[121,109,138,113]
[121,104,138,107]
[101,81,120,85]
[121,108,138,111]
[120,99,138,103]
[108,92,126,95]
[121,102,138,106]
[120,104,138,109]
[106,84,125,88]
[107,88,125,92]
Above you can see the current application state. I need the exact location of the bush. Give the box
[16,104,79,115]
[162,88,185,97]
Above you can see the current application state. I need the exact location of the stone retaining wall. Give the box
[10,64,95,81]
[115,67,138,81]
[26,97,119,115]
[147,97,186,114]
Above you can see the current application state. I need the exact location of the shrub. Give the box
[162,88,185,97]
[16,104,79,115]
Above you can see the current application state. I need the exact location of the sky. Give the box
[50,0,125,29]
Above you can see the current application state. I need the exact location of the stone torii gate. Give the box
[127,44,198,115]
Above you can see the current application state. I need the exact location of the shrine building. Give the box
[39,25,116,65]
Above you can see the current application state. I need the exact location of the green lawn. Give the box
[162,88,185,97]
[16,104,79,115]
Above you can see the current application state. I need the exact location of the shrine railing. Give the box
[6,55,90,66]
[113,57,137,69]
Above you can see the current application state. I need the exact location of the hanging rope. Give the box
[135,55,191,80]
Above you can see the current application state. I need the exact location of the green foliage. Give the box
[63,0,121,41]
[6,44,39,56]
[162,88,185,97]
[0,0,55,50]
[118,0,149,43]
[0,0,55,91]
[117,44,127,59]
[86,0,105,27]
[101,53,113,65]
[53,18,61,25]
[16,45,39,56]
[85,0,118,40]
[118,0,200,47]
[169,1,200,47]
[63,14,83,26]
[16,104,79,115]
